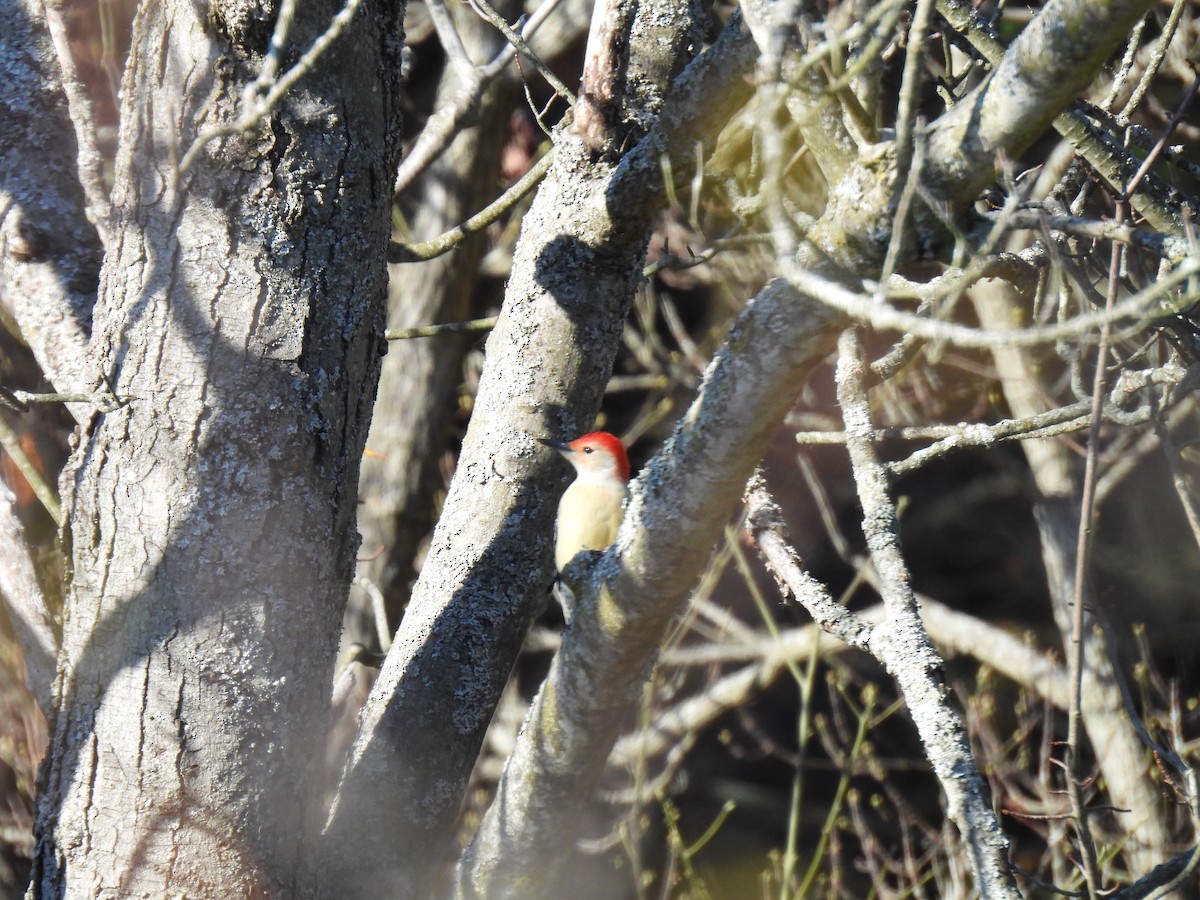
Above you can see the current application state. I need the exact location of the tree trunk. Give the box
[320,2,717,893]
[29,0,404,895]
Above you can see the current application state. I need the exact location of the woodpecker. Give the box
[540,431,630,575]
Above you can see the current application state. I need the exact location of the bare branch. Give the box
[456,276,840,895]
[1117,0,1189,121]
[835,327,1020,898]
[926,0,1158,205]
[1062,218,1126,898]
[0,483,56,711]
[0,0,102,410]
[388,149,554,263]
[427,0,476,76]
[41,0,111,242]
[322,13,759,900]
[614,595,1073,777]
[985,209,1191,262]
[0,414,59,524]
[782,252,1198,348]
[384,316,499,340]
[934,0,1180,235]
[465,0,577,105]
[743,474,873,650]
[392,0,572,195]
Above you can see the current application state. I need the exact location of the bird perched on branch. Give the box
[540,431,630,617]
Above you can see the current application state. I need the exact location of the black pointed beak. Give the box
[539,438,572,453]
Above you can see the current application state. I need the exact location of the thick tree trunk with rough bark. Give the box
[3,0,1191,894]
[27,0,404,895]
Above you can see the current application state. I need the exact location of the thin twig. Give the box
[1099,15,1147,112]
[879,0,935,293]
[42,1,112,241]
[0,415,60,525]
[4,388,126,411]
[792,0,908,80]
[795,399,1092,446]
[1094,394,1196,504]
[743,473,874,650]
[881,248,1044,303]
[1153,414,1200,552]
[887,409,1096,476]
[1117,0,1187,121]
[782,255,1199,349]
[1121,69,1200,205]
[385,316,498,340]
[393,0,566,195]
[426,0,475,76]
[892,0,935,177]
[464,0,577,105]
[255,0,299,89]
[352,575,392,652]
[984,209,1190,262]
[1064,207,1126,899]
[642,235,767,279]
[0,388,28,413]
[876,120,926,296]
[388,149,554,263]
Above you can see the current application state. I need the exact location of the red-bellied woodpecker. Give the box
[540,431,630,577]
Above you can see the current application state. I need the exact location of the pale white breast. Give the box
[554,478,629,571]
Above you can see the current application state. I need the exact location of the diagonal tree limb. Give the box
[783,0,1168,271]
[743,474,874,651]
[318,11,756,900]
[834,327,1021,898]
[353,0,525,664]
[456,277,843,898]
[452,0,1163,893]
[926,0,1158,204]
[934,0,1176,235]
[41,0,111,244]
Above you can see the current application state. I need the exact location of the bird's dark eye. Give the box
[583,446,594,453]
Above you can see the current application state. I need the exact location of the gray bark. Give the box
[455,0,1163,892]
[0,0,103,414]
[0,484,56,712]
[973,277,1170,874]
[925,0,1158,205]
[835,329,1020,898]
[355,0,522,634]
[457,279,842,898]
[28,0,405,895]
[934,0,1180,236]
[6,0,1181,893]
[319,9,744,899]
